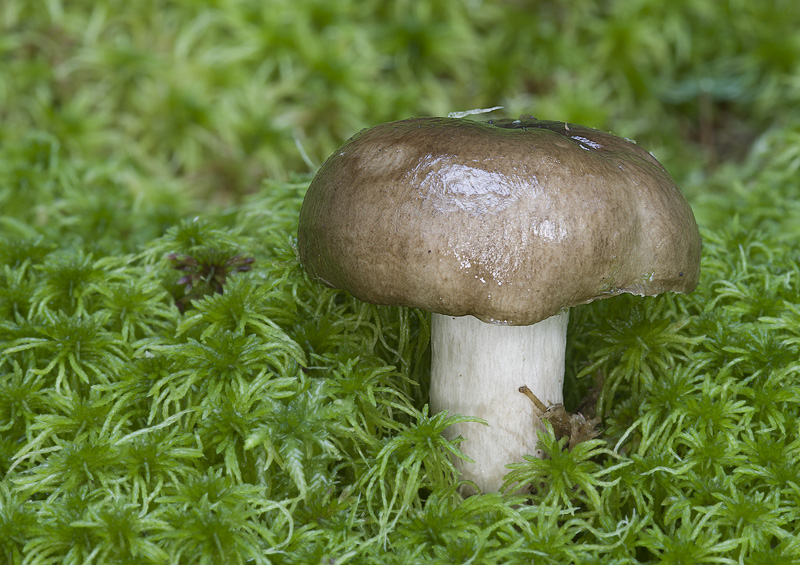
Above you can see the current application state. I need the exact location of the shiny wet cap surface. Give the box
[298,117,701,325]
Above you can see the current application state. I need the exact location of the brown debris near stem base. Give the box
[519,385,601,450]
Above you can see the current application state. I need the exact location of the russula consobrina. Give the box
[297,116,701,493]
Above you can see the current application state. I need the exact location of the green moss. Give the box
[2,0,800,562]
[3,157,799,561]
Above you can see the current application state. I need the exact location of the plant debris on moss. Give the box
[3,1,800,563]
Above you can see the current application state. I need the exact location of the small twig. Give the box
[518,385,547,414]
[519,384,601,449]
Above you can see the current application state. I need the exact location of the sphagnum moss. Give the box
[2,156,800,562]
[3,1,800,562]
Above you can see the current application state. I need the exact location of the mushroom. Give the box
[297,116,701,493]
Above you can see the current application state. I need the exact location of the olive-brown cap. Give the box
[297,117,701,325]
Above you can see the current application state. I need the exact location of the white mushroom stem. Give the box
[429,310,569,494]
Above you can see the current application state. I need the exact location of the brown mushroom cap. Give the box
[298,117,701,325]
